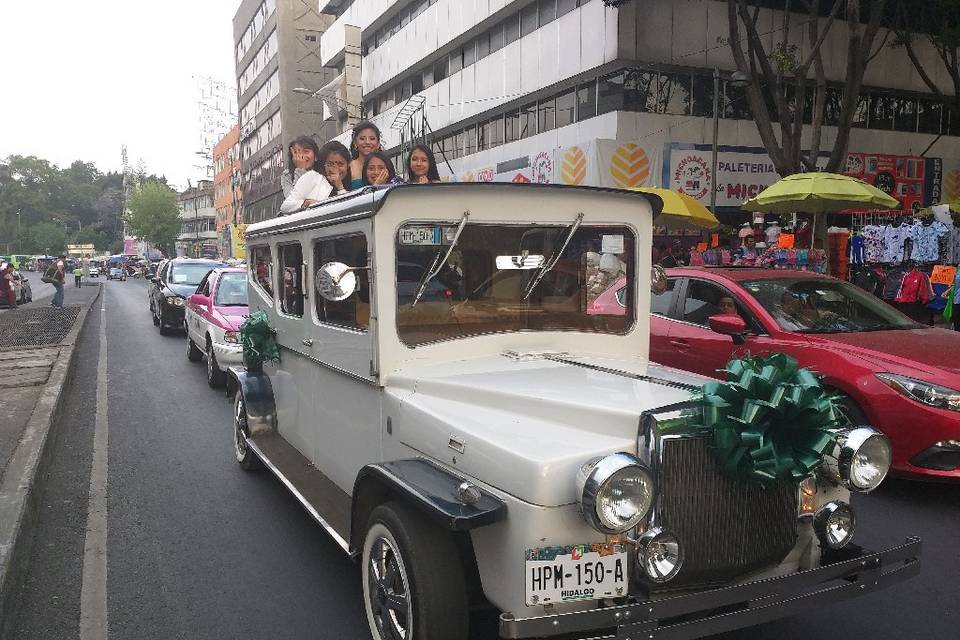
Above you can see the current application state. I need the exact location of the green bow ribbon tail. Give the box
[693,353,843,486]
[239,310,281,368]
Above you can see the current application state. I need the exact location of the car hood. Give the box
[212,306,249,331]
[165,283,198,298]
[385,354,706,507]
[816,328,960,377]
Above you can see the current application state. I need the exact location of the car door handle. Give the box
[301,338,314,347]
[669,339,690,351]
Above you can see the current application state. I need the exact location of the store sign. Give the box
[842,152,933,212]
[231,224,248,260]
[664,144,828,208]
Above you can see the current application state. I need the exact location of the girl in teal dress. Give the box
[349,121,383,190]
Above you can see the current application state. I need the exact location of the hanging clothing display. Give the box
[765,223,781,246]
[911,220,951,263]
[949,225,960,264]
[894,268,934,305]
[861,225,885,263]
[881,223,913,264]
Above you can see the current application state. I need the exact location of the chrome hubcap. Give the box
[368,537,410,640]
[207,346,215,378]
[234,397,248,461]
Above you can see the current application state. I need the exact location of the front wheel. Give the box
[362,502,469,640]
[186,332,203,362]
[233,393,262,471]
[206,341,227,388]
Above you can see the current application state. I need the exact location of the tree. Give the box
[891,0,960,129]
[124,181,181,255]
[604,1,887,175]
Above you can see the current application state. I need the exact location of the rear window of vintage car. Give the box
[395,223,636,346]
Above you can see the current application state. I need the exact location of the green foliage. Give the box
[124,181,181,255]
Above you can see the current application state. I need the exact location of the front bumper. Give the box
[160,303,185,326]
[499,536,921,640]
[212,342,244,368]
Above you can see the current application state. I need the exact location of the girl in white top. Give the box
[280,136,320,197]
[279,169,334,214]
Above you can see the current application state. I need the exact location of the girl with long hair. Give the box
[349,121,383,189]
[361,151,402,186]
[279,136,334,215]
[318,141,353,197]
[281,136,321,197]
[406,144,441,183]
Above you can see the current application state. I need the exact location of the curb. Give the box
[0,284,103,637]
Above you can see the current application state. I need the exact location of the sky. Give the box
[0,0,239,192]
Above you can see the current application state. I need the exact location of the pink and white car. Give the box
[184,267,249,388]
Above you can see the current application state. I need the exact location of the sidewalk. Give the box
[0,283,102,635]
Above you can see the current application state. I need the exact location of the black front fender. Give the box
[228,367,276,436]
[350,459,506,553]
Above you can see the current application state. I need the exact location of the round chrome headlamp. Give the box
[636,527,684,583]
[823,427,892,493]
[576,453,654,534]
[814,501,856,550]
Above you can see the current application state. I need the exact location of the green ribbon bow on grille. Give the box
[239,310,281,368]
[693,353,843,486]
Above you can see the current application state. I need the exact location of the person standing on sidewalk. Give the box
[73,265,83,288]
[2,263,17,309]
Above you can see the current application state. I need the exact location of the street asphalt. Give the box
[6,276,960,639]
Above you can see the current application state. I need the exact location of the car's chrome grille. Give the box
[656,436,798,587]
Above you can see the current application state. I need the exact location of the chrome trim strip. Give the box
[278,343,378,386]
[544,355,699,391]
[245,437,351,553]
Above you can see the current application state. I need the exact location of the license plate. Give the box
[398,226,440,245]
[525,543,628,606]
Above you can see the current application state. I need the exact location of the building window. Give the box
[918,98,942,134]
[490,23,504,52]
[464,125,477,156]
[597,71,624,115]
[434,57,448,82]
[558,0,577,16]
[539,0,557,26]
[577,82,596,121]
[477,32,490,60]
[520,102,537,138]
[504,13,520,45]
[463,40,476,67]
[449,48,462,74]
[452,130,465,159]
[691,75,715,118]
[538,98,556,133]
[654,72,691,115]
[724,81,752,120]
[868,93,893,130]
[505,108,521,142]
[556,89,576,128]
[520,4,538,37]
[893,97,918,133]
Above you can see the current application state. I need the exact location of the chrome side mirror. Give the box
[316,262,359,302]
[651,264,668,295]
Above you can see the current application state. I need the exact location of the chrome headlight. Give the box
[224,330,239,344]
[635,527,683,583]
[814,501,856,549]
[166,296,185,307]
[823,426,891,493]
[576,453,655,534]
[876,374,960,412]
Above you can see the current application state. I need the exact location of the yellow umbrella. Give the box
[632,187,720,229]
[742,172,900,213]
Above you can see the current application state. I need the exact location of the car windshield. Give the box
[396,222,635,346]
[214,273,249,306]
[741,278,922,333]
[169,262,219,286]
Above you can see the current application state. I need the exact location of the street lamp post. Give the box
[16,209,21,253]
[710,69,751,214]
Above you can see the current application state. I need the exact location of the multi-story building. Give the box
[319,0,960,211]
[233,0,340,224]
[213,126,243,258]
[176,181,217,258]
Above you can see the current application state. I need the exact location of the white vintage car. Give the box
[231,184,920,640]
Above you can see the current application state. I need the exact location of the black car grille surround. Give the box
[655,436,798,588]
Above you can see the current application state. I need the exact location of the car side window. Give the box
[277,243,304,317]
[650,278,677,317]
[313,234,369,331]
[249,245,274,298]
[682,280,730,326]
[197,274,212,297]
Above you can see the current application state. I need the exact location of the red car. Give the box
[648,267,960,481]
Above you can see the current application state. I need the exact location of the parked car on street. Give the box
[229,184,919,640]
[185,267,249,388]
[648,267,960,481]
[148,257,224,335]
[1,270,33,307]
[88,265,100,277]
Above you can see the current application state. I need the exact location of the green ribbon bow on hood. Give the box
[239,310,281,367]
[694,353,843,486]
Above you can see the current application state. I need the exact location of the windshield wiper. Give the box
[521,212,584,301]
[411,211,469,307]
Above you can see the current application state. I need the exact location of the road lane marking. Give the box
[80,298,109,639]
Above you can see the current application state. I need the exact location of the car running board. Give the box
[246,433,352,553]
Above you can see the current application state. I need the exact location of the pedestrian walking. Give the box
[2,262,17,309]
[73,265,83,287]
[44,255,66,308]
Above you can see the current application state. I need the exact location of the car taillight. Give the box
[444,289,453,298]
